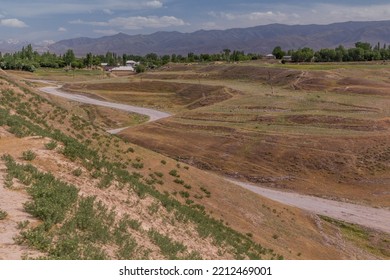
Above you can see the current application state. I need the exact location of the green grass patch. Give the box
[148,229,187,259]
[320,216,390,258]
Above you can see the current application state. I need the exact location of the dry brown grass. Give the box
[113,62,390,208]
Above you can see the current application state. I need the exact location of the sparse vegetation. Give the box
[72,168,82,177]
[169,169,179,177]
[22,150,36,161]
[148,229,187,259]
[0,210,8,220]
[45,140,58,150]
[173,178,184,185]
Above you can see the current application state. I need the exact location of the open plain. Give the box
[1,61,389,260]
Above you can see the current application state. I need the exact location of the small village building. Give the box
[266,54,276,59]
[126,60,140,67]
[110,65,135,75]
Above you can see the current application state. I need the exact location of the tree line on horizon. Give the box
[1,41,389,73]
[0,45,262,72]
[273,42,390,62]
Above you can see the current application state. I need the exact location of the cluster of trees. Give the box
[273,42,390,63]
[0,44,262,72]
[0,45,75,71]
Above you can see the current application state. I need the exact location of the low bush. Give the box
[0,210,8,220]
[45,140,58,150]
[22,150,36,161]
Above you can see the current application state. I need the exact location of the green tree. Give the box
[355,42,372,51]
[272,46,285,59]
[63,49,75,67]
[85,52,93,68]
[291,48,314,62]
[223,48,231,62]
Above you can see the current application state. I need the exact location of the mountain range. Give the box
[3,20,390,56]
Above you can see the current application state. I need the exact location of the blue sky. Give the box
[1,0,390,43]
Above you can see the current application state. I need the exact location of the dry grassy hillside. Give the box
[111,63,390,208]
[0,67,388,260]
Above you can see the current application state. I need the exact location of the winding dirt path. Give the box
[39,85,171,133]
[36,81,390,234]
[229,179,390,233]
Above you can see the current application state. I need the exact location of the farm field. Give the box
[1,62,389,260]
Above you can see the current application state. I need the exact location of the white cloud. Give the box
[3,1,164,17]
[71,16,187,30]
[205,3,390,30]
[58,27,67,32]
[146,1,163,9]
[0,18,28,28]
[208,10,291,26]
[317,4,390,23]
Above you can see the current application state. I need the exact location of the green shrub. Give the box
[174,178,184,185]
[128,219,142,231]
[0,210,8,220]
[16,224,52,251]
[72,168,82,177]
[45,140,58,150]
[179,191,190,198]
[132,162,144,169]
[22,150,36,161]
[148,229,186,259]
[169,169,179,177]
[185,199,194,205]
[97,174,113,189]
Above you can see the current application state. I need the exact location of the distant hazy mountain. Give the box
[45,20,390,56]
[0,40,52,54]
[0,39,30,53]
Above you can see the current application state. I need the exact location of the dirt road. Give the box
[229,179,390,233]
[39,85,171,133]
[37,83,390,234]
